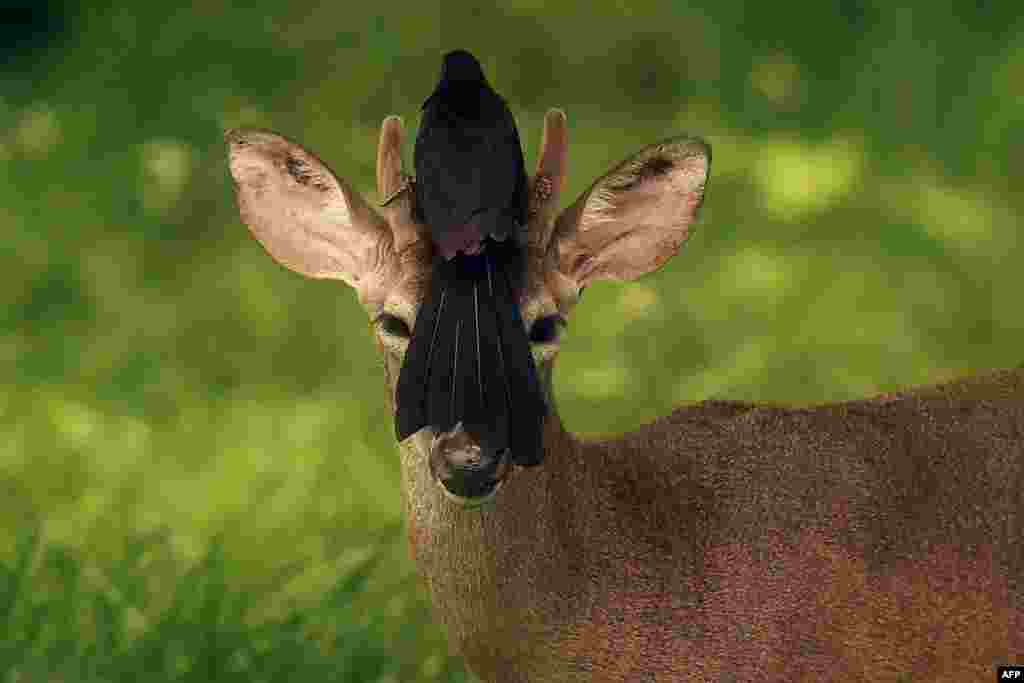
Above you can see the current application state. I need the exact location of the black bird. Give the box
[395,50,547,488]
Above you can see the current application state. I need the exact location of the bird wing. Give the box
[414,93,482,231]
[490,93,529,228]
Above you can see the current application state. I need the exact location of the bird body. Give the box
[413,53,528,257]
[395,50,547,485]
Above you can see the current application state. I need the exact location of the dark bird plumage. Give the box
[395,50,546,469]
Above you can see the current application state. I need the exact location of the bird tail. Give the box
[395,239,546,466]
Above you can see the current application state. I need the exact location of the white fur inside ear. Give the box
[582,143,708,230]
[676,153,709,194]
[556,137,710,285]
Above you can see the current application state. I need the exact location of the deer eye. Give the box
[529,315,564,344]
[376,313,411,338]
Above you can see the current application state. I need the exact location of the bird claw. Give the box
[533,174,553,203]
[380,174,415,207]
[529,174,553,217]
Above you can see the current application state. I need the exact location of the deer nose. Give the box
[429,422,510,502]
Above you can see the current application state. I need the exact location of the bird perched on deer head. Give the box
[394,50,547,498]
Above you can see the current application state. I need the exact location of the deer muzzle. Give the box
[428,421,510,505]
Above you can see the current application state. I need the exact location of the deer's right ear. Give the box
[550,137,710,287]
[226,129,392,292]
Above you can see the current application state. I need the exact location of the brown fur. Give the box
[226,112,1024,682]
[402,375,1023,682]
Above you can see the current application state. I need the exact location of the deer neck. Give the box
[396,371,583,671]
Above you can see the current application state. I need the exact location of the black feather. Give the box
[489,244,546,465]
[426,260,459,434]
[395,261,446,440]
[451,256,478,432]
[476,251,510,449]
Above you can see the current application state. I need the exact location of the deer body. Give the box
[226,109,1024,681]
[400,378,1023,681]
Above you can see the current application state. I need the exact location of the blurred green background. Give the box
[2,1,1022,680]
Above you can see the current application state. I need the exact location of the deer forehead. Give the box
[375,236,569,329]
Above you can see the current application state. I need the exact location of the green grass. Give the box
[0,528,472,682]
[3,1,1023,680]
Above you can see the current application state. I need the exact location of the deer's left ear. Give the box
[550,137,710,286]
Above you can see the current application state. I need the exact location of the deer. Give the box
[226,109,1023,682]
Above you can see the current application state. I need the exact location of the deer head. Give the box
[226,110,709,507]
